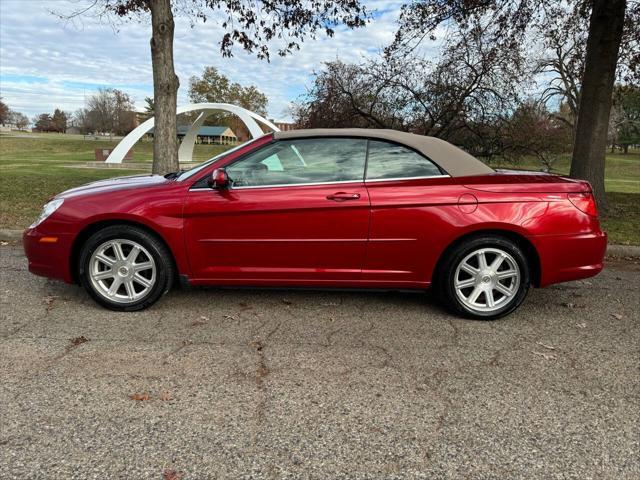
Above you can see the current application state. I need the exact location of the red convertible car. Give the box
[23,129,606,319]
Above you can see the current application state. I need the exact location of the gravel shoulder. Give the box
[1,245,639,479]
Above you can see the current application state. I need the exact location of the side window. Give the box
[366,140,442,180]
[226,138,367,187]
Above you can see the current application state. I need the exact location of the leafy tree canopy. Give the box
[611,84,640,152]
[0,99,9,125]
[87,0,368,60]
[390,0,639,83]
[188,66,268,116]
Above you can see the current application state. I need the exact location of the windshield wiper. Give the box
[164,169,185,180]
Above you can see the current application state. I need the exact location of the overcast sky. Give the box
[0,0,434,122]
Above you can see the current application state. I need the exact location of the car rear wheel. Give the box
[438,236,530,320]
[79,225,174,311]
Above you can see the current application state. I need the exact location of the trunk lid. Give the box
[463,169,591,194]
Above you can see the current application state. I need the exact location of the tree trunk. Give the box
[149,0,179,174]
[570,0,626,210]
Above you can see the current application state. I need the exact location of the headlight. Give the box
[30,198,64,228]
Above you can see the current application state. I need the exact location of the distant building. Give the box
[271,120,296,132]
[148,125,238,145]
[179,126,237,145]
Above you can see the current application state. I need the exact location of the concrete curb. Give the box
[1,227,639,256]
[606,243,640,257]
[0,229,23,241]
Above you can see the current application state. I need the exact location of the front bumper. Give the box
[531,231,607,287]
[23,227,74,283]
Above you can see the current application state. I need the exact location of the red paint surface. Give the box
[23,133,606,290]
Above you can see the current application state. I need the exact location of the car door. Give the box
[363,139,460,285]
[183,137,370,283]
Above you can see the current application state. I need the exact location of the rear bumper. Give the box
[23,227,74,283]
[531,231,607,287]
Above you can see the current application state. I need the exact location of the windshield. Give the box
[177,138,261,181]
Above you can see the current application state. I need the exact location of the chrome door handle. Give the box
[326,192,361,202]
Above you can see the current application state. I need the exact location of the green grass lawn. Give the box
[0,132,232,228]
[1,132,638,244]
[486,151,640,194]
[601,192,640,246]
[0,131,230,164]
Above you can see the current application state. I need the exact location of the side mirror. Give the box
[209,168,230,189]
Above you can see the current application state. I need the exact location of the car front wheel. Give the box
[439,236,530,320]
[79,225,174,311]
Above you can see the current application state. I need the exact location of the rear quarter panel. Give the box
[364,176,603,286]
[465,178,606,286]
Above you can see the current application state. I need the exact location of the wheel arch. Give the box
[70,219,178,284]
[432,229,541,288]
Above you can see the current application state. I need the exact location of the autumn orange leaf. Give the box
[162,469,183,480]
[129,393,150,401]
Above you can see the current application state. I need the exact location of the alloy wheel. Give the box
[88,239,156,304]
[453,247,521,314]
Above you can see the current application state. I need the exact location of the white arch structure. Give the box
[106,103,280,164]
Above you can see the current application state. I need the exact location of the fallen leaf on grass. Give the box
[536,341,555,350]
[532,351,556,361]
[129,393,150,401]
[69,336,89,346]
[162,469,183,480]
[610,313,623,320]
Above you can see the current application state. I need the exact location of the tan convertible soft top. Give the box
[273,128,493,177]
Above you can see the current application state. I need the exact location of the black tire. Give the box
[78,225,174,311]
[437,235,530,320]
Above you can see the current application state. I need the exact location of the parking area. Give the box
[1,244,639,478]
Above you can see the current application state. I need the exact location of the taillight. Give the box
[568,192,598,217]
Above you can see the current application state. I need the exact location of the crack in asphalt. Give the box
[247,320,282,444]
[2,290,58,338]
[323,326,343,347]
[444,316,461,348]
[162,339,194,363]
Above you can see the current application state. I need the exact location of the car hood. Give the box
[55,174,171,200]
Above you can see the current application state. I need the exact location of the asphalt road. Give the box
[1,244,639,479]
